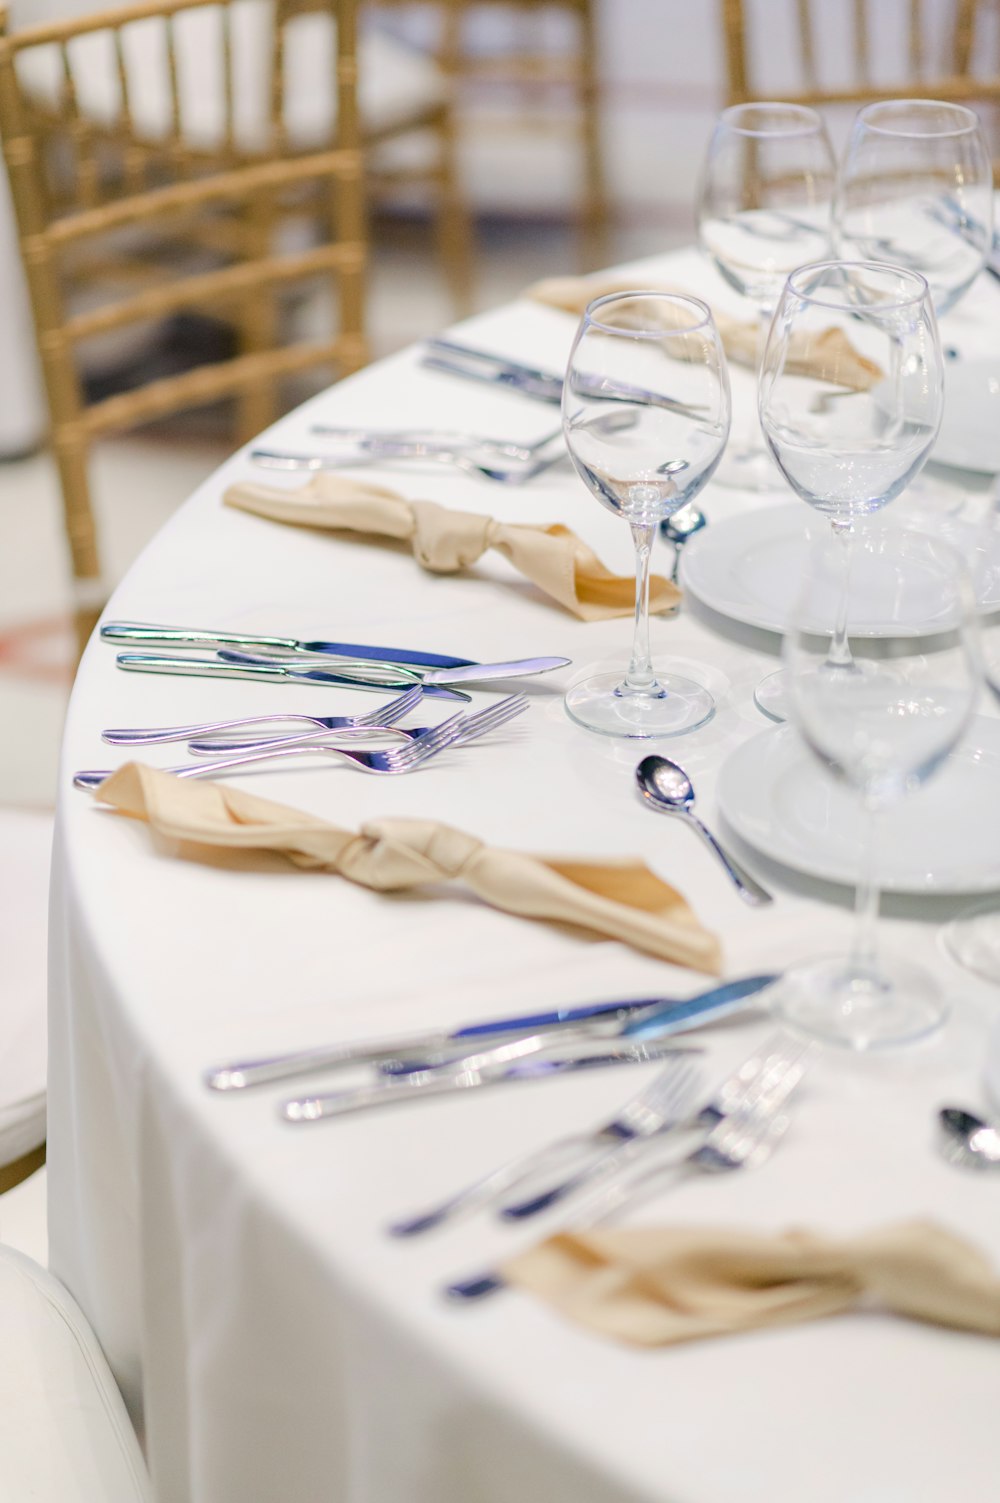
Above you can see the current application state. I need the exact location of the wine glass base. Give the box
[773,955,948,1051]
[753,668,788,722]
[942,903,1000,985]
[564,671,715,738]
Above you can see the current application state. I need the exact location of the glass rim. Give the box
[717,100,827,138]
[583,288,714,338]
[854,97,983,140]
[783,258,931,311]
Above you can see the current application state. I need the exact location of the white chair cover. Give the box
[0,808,50,1168]
[0,1243,151,1501]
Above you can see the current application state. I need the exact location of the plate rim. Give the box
[716,717,1000,896]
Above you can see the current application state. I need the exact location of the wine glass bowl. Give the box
[562,291,731,738]
[834,99,993,319]
[697,101,836,489]
[777,526,980,1050]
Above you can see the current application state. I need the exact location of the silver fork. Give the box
[186,697,523,754]
[387,1056,705,1238]
[442,1035,807,1303]
[250,446,566,485]
[74,695,528,789]
[100,685,425,747]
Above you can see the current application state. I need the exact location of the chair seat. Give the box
[0,808,50,1168]
[0,1243,151,1501]
[14,2,447,153]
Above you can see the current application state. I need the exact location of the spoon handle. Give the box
[686,813,773,907]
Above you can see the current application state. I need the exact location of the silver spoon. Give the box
[937,1106,1000,1170]
[635,755,773,907]
[659,503,706,583]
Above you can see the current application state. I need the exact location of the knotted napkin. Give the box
[526,275,884,393]
[224,475,679,620]
[502,1220,1000,1346]
[94,764,721,972]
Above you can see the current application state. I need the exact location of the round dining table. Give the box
[49,245,1000,1503]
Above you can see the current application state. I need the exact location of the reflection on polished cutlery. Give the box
[445,1034,808,1302]
[308,423,564,460]
[281,1039,704,1123]
[250,442,567,485]
[76,696,528,790]
[214,650,570,687]
[101,620,476,670]
[937,1107,1000,1170]
[387,1058,706,1238]
[636,755,773,906]
[115,650,472,700]
[102,685,425,747]
[202,974,778,1093]
[420,337,709,418]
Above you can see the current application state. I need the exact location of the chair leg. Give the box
[577,0,608,271]
[51,439,105,661]
[235,197,280,444]
[434,109,475,317]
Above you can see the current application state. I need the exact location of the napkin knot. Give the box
[338,818,485,888]
[408,499,494,572]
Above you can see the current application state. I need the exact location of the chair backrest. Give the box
[721,0,999,114]
[0,0,366,645]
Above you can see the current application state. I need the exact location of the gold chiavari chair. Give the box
[0,0,368,656]
[376,0,606,268]
[721,0,1000,153]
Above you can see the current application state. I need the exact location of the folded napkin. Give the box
[527,275,884,393]
[95,764,721,972]
[224,475,679,620]
[502,1219,1000,1346]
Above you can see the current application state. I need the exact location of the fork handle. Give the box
[102,714,335,746]
[75,743,371,792]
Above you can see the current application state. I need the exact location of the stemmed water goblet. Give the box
[697,101,836,490]
[834,99,993,514]
[777,525,980,1050]
[755,259,944,720]
[562,291,731,737]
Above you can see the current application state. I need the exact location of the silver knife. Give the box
[421,338,707,418]
[203,973,779,1092]
[280,1039,702,1122]
[100,620,475,671]
[213,650,571,686]
[113,652,473,702]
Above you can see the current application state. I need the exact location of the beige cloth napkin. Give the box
[224,475,679,620]
[502,1219,1000,1346]
[527,275,884,393]
[95,764,722,972]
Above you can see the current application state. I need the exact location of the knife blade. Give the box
[114,652,474,701]
[280,1039,700,1122]
[421,339,708,418]
[203,974,779,1092]
[101,621,475,671]
[216,650,571,685]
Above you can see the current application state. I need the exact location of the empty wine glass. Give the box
[697,102,836,490]
[562,291,731,737]
[756,259,944,720]
[835,99,993,515]
[778,526,979,1050]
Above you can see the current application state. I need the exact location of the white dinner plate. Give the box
[680,505,1000,637]
[716,716,1000,895]
[934,359,1000,474]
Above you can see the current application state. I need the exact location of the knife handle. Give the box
[102,621,299,654]
[282,1070,478,1121]
[116,652,291,683]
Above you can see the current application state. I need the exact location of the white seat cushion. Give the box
[0,808,50,1167]
[14,3,447,153]
[0,1244,151,1501]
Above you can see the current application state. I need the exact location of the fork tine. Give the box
[359,685,423,727]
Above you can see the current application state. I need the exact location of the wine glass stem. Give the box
[850,802,881,981]
[625,520,659,693]
[827,521,855,669]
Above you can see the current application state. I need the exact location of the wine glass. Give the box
[562,291,731,737]
[777,526,980,1050]
[697,102,836,490]
[835,99,993,514]
[755,259,944,720]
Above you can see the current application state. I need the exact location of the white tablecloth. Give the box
[49,248,1000,1503]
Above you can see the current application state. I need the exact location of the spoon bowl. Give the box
[660,503,707,582]
[636,755,773,906]
[938,1106,1000,1170]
